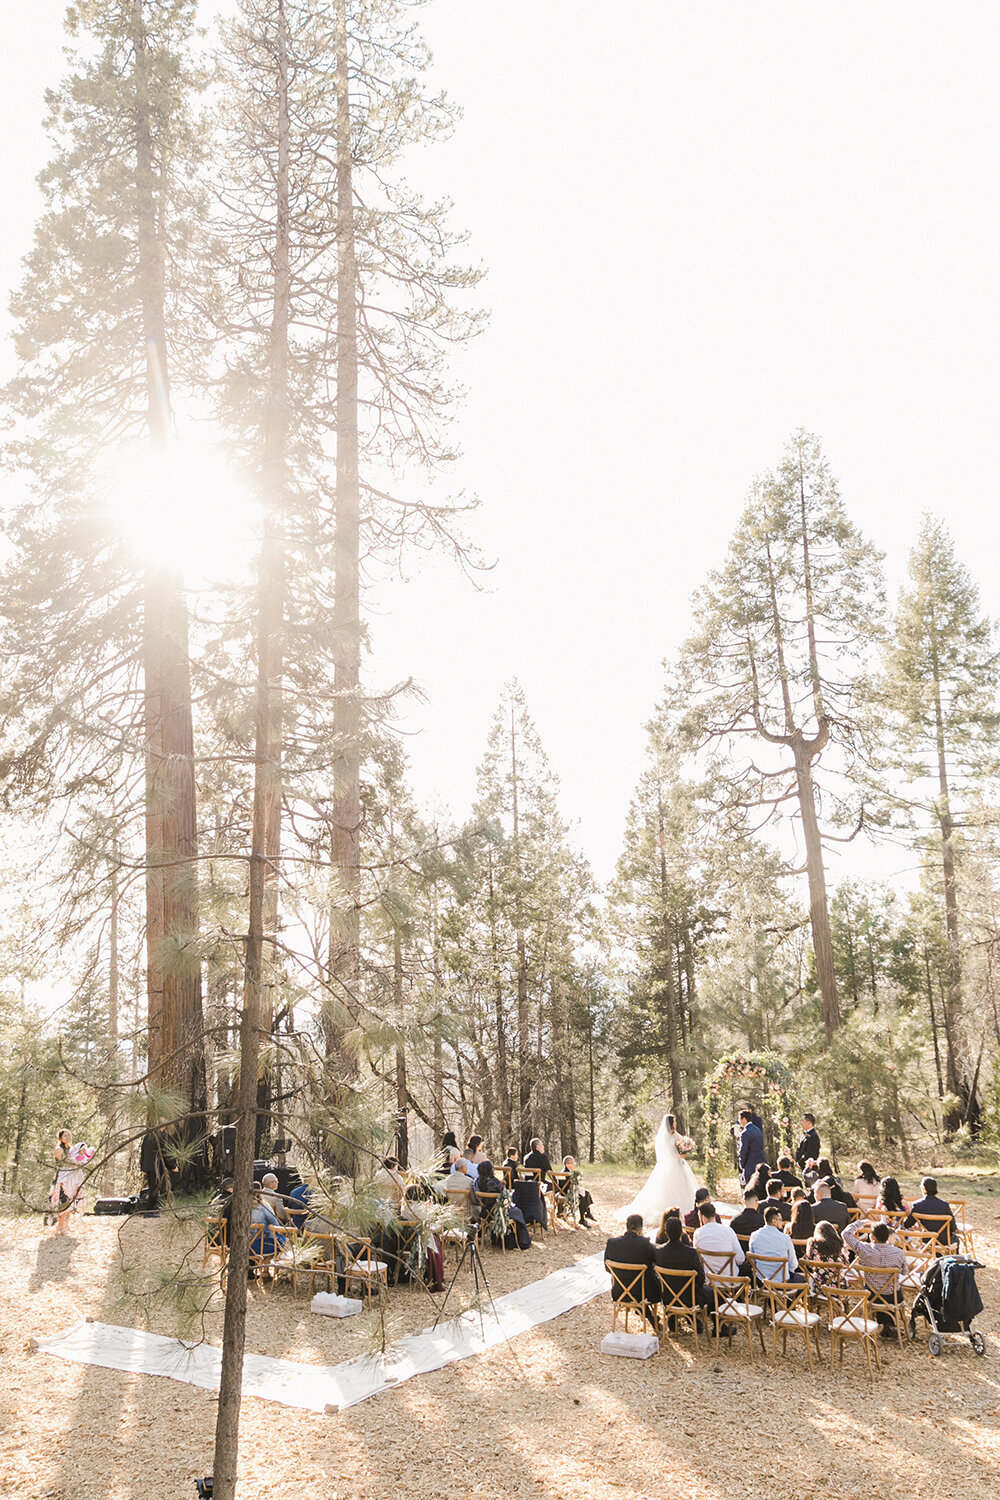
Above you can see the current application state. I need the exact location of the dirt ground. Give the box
[1,1166,998,1500]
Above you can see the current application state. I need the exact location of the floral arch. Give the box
[702,1050,799,1193]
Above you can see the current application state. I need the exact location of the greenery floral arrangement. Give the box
[702,1050,798,1192]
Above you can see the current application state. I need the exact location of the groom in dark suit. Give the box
[738,1109,766,1187]
[604,1215,659,1328]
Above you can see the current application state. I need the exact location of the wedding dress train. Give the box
[619,1114,699,1221]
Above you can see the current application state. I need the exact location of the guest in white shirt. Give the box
[749,1206,805,1282]
[692,1201,746,1275]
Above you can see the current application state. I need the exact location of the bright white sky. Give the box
[3,2,999,887]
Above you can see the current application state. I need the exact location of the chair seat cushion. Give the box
[832,1315,879,1335]
[717,1299,764,1320]
[349,1261,389,1276]
[774,1308,821,1328]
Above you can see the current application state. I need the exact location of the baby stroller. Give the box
[909,1254,986,1358]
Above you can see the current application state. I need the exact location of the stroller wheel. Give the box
[928,1333,943,1357]
[970,1332,986,1357]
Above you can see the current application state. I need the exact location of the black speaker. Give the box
[272,1138,292,1154]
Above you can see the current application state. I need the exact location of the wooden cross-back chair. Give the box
[745,1250,794,1301]
[473,1191,506,1253]
[897,1229,935,1299]
[847,1265,906,1341]
[292,1230,337,1297]
[340,1235,390,1305]
[697,1249,737,1281]
[705,1272,766,1363]
[654,1267,702,1348]
[949,1200,975,1256]
[607,1262,653,1334]
[822,1286,882,1377]
[758,1279,823,1369]
[908,1213,959,1256]
[202,1217,227,1274]
[801,1256,849,1304]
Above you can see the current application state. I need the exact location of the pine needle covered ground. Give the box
[1,1167,997,1500]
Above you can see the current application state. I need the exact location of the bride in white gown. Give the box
[620,1113,699,1220]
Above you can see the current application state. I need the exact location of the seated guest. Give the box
[811,1180,849,1231]
[843,1219,908,1337]
[259,1172,289,1223]
[445,1158,477,1203]
[760,1178,791,1223]
[656,1208,686,1244]
[249,1188,285,1258]
[684,1187,712,1229]
[653,1215,710,1311]
[747,1161,772,1204]
[375,1157,407,1205]
[440,1131,461,1174]
[907,1177,958,1246]
[561,1155,597,1225]
[503,1147,520,1182]
[524,1137,555,1176]
[465,1135,488,1166]
[802,1158,820,1189]
[729,1189,765,1240]
[851,1160,881,1212]
[286,1181,313,1230]
[804,1219,847,1293]
[775,1155,803,1190]
[786,1189,814,1242]
[604,1214,659,1328]
[749,1206,804,1283]
[692,1201,745,1275]
[511,1172,548,1231]
[815,1158,855,1205]
[876,1176,909,1218]
[474,1161,532,1250]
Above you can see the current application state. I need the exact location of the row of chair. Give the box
[202,1219,424,1302]
[609,1249,918,1377]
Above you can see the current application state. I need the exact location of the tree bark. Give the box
[134,0,205,1147]
[793,740,841,1039]
[329,0,363,1046]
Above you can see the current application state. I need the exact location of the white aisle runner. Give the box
[35,1251,611,1414]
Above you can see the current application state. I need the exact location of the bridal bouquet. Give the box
[674,1134,695,1156]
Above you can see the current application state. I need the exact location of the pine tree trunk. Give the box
[925,948,945,1100]
[329,0,363,1045]
[510,706,531,1148]
[587,1004,596,1164]
[134,1,205,1150]
[931,655,965,1123]
[792,740,841,1039]
[487,847,511,1138]
[104,853,119,1198]
[394,929,408,1166]
[252,0,292,1157]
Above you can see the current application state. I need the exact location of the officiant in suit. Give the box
[738,1110,766,1187]
[604,1215,659,1328]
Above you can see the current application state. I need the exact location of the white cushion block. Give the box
[601,1331,659,1359]
[311,1293,363,1318]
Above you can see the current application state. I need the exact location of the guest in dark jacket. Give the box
[796,1114,821,1170]
[656,1208,687,1244]
[760,1179,792,1224]
[775,1155,803,1190]
[811,1181,849,1230]
[475,1161,532,1250]
[729,1190,765,1240]
[524,1138,554,1176]
[604,1215,659,1327]
[653,1215,710,1309]
[907,1177,958,1246]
